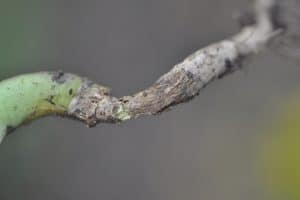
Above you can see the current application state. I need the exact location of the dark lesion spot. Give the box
[218,58,235,79]
[225,59,234,70]
[45,95,56,105]
[119,96,131,103]
[51,71,67,84]
[186,70,194,79]
[142,91,148,97]
[69,88,73,95]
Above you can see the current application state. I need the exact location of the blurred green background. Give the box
[0,0,56,79]
[1,0,300,200]
[260,92,300,200]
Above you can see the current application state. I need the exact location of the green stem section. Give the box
[0,72,84,142]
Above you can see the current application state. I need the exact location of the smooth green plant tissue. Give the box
[0,72,83,143]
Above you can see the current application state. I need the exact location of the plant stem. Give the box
[0,72,83,142]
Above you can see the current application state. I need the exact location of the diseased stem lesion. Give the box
[121,41,239,117]
[0,0,289,142]
[68,0,282,126]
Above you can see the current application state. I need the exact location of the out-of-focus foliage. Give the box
[0,0,45,79]
[261,92,300,200]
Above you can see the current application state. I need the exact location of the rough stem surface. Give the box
[0,0,288,142]
[68,0,280,125]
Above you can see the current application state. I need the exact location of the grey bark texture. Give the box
[68,0,296,127]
